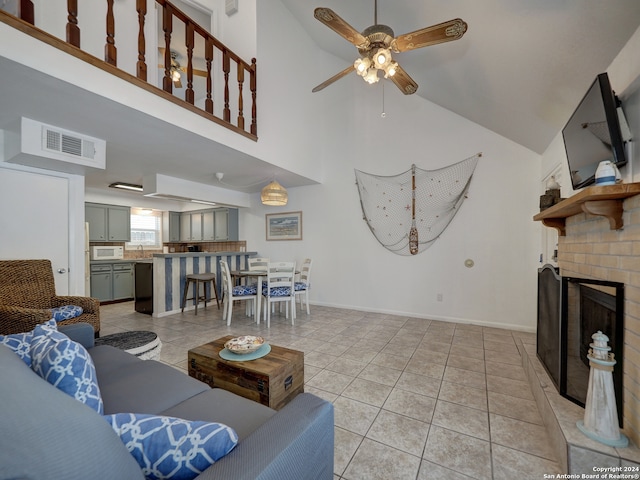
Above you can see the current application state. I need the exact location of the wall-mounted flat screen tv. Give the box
[562,72,628,190]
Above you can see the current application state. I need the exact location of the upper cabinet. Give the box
[172,208,238,242]
[86,203,131,242]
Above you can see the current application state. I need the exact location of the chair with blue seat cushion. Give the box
[0,259,100,336]
[294,258,313,315]
[219,260,258,326]
[262,261,296,328]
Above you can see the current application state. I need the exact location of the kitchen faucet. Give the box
[137,244,144,257]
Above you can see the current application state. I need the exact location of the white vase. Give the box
[595,160,620,186]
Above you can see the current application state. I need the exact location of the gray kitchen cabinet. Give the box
[85,204,107,241]
[190,212,203,241]
[90,262,134,301]
[165,211,181,242]
[214,209,229,240]
[112,263,133,300]
[179,213,191,241]
[85,203,131,242]
[177,208,238,242]
[90,264,112,301]
[202,210,215,241]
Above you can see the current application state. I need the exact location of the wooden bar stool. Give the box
[181,273,220,315]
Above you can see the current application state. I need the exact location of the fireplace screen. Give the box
[537,266,624,426]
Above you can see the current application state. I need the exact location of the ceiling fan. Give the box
[158,49,207,89]
[312,2,467,95]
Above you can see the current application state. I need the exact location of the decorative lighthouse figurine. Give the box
[576,331,629,447]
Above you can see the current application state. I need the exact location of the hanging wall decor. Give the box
[355,153,481,256]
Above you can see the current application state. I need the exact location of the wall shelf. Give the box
[533,183,640,236]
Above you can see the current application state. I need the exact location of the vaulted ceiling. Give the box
[280,0,640,154]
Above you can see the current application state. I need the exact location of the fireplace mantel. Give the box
[533,182,640,236]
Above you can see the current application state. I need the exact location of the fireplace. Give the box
[537,265,624,426]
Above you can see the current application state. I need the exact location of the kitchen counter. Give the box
[148,251,257,317]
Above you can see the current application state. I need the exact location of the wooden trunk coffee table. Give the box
[188,336,304,410]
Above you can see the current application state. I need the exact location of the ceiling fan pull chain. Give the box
[381,82,386,118]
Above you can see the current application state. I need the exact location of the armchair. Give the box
[0,259,100,335]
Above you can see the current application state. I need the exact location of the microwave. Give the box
[91,246,124,260]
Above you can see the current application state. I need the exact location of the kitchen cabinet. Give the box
[90,262,133,301]
[90,264,112,301]
[164,211,181,242]
[112,263,133,300]
[180,208,238,242]
[85,203,131,242]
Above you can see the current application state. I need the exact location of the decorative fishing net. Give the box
[355,153,481,255]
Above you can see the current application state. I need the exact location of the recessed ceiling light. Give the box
[109,182,144,192]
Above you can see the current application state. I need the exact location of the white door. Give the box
[0,168,70,294]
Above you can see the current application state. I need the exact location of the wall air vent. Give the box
[4,117,105,174]
[43,127,96,160]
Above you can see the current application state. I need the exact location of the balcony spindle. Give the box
[185,22,194,104]
[105,0,116,65]
[237,63,244,130]
[162,5,173,93]
[136,0,147,81]
[66,0,79,47]
[223,50,230,122]
[19,0,34,24]
[205,39,213,114]
[250,58,257,136]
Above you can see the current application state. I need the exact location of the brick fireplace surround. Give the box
[523,193,640,473]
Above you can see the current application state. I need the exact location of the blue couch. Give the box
[0,324,334,479]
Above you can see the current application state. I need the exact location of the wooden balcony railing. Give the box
[6,0,257,140]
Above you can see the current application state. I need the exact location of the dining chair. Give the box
[294,258,313,315]
[248,257,270,270]
[262,261,296,328]
[219,260,258,326]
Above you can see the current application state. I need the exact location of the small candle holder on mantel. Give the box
[576,331,629,448]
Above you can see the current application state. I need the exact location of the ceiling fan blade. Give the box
[314,8,369,49]
[393,18,467,52]
[312,65,355,93]
[389,65,418,95]
[174,77,183,89]
[179,66,208,78]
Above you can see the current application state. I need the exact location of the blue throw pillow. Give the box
[30,323,104,415]
[50,305,84,322]
[0,319,57,367]
[105,413,239,480]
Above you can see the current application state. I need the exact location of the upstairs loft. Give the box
[0,0,257,141]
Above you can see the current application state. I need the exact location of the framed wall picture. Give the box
[266,211,302,241]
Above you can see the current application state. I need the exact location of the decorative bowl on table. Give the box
[224,335,265,355]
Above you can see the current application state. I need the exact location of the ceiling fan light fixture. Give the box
[384,60,398,78]
[171,69,181,82]
[363,68,380,84]
[261,180,288,206]
[373,48,392,69]
[354,57,371,76]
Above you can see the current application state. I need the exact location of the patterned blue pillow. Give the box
[0,319,57,367]
[50,305,84,322]
[105,413,239,480]
[30,323,104,415]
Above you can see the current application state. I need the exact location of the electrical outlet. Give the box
[437,293,443,302]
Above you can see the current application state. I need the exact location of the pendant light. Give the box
[261,179,288,206]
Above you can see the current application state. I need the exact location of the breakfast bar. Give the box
[147,251,256,317]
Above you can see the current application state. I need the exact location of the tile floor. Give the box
[99,301,560,480]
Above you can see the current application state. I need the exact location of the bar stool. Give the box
[181,273,220,315]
